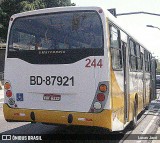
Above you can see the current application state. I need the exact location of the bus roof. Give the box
[11,6,102,18]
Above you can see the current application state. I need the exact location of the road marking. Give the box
[136,108,160,143]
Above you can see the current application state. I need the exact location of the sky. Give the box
[71,0,160,60]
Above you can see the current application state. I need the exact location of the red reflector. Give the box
[6,90,12,97]
[97,93,105,101]
[85,118,93,122]
[14,113,19,116]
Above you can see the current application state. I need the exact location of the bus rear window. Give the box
[9,11,103,51]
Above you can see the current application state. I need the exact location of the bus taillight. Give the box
[4,82,11,90]
[6,90,12,97]
[99,84,107,92]
[97,93,105,101]
[93,102,102,110]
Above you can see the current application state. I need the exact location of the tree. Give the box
[44,0,73,7]
[20,0,45,12]
[0,0,74,42]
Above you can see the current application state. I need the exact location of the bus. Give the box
[3,6,153,131]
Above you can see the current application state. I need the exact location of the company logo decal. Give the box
[39,50,65,55]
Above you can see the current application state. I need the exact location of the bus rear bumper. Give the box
[3,104,112,130]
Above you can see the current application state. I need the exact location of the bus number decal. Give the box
[85,59,103,68]
[30,76,74,86]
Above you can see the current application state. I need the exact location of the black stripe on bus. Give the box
[7,48,104,64]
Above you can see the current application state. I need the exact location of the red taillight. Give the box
[6,90,12,97]
[97,93,105,101]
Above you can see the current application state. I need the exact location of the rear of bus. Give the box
[3,7,111,130]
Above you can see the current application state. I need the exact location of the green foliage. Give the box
[44,0,72,7]
[0,0,74,41]
[20,0,45,11]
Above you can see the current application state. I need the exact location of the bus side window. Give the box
[110,25,122,70]
[140,52,143,71]
[148,53,151,72]
[136,44,141,71]
[144,51,150,72]
[129,40,137,71]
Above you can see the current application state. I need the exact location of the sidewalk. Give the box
[152,127,160,143]
[151,95,160,143]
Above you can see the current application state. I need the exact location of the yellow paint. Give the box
[107,18,125,125]
[3,104,112,130]
[110,67,148,123]
[110,69,125,124]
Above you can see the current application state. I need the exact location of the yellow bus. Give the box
[3,6,152,131]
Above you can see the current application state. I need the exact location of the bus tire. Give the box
[130,101,137,130]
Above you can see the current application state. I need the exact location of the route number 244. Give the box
[85,59,103,68]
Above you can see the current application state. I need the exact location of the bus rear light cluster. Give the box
[89,81,109,113]
[4,82,16,106]
[5,82,12,97]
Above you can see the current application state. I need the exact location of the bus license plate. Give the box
[43,94,61,101]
